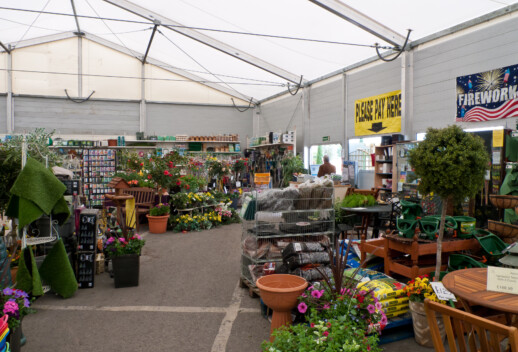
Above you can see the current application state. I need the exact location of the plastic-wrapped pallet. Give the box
[293,266,332,281]
[357,278,406,300]
[282,242,325,260]
[285,252,330,270]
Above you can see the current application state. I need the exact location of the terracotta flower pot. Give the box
[256,274,308,342]
[146,215,169,234]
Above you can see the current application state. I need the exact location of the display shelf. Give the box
[248,143,294,149]
[126,140,239,144]
[186,151,240,154]
[50,145,156,149]
[26,235,58,246]
[243,230,334,240]
[374,145,395,192]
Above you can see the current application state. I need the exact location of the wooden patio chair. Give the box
[424,299,518,352]
[122,187,156,232]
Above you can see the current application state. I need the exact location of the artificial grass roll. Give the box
[39,239,77,299]
[15,246,43,297]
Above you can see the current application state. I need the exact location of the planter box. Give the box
[112,254,140,288]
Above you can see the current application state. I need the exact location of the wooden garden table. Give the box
[341,205,391,238]
[443,268,518,325]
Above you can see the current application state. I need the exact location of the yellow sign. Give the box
[355,90,402,136]
[493,129,504,148]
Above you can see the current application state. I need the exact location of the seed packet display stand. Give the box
[240,185,334,297]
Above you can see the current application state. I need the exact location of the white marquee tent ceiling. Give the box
[1,0,516,100]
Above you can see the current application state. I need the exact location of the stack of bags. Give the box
[357,276,409,319]
[281,242,331,281]
[0,315,9,352]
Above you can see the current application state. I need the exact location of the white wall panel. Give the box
[147,103,252,147]
[412,14,518,133]
[259,93,303,152]
[12,38,77,97]
[0,96,6,134]
[0,53,7,94]
[82,39,141,100]
[145,65,247,105]
[13,97,139,135]
[309,78,343,146]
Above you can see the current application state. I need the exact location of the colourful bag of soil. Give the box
[357,278,406,300]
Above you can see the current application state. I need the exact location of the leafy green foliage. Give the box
[408,125,489,202]
[281,155,306,187]
[262,312,381,352]
[149,203,170,216]
[342,194,377,208]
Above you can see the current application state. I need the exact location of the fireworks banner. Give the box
[456,64,518,122]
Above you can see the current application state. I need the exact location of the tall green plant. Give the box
[408,125,489,280]
[281,155,306,187]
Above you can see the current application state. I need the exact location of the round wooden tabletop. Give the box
[341,205,391,214]
[443,268,518,315]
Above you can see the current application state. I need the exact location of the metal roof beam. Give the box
[142,22,159,64]
[309,0,408,48]
[70,0,84,35]
[104,0,305,84]
[0,41,10,54]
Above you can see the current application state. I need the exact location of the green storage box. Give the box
[453,216,476,237]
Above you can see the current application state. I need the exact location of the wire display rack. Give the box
[240,185,335,291]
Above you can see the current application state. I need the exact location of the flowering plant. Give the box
[176,175,206,192]
[1,288,34,330]
[170,214,212,232]
[404,275,446,304]
[149,203,170,216]
[171,192,216,210]
[232,158,248,174]
[297,283,387,332]
[104,234,145,257]
[262,312,381,352]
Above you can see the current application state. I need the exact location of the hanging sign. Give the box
[456,64,518,122]
[354,90,402,136]
[322,136,330,142]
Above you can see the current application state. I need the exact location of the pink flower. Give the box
[119,237,127,244]
[297,302,308,314]
[301,293,307,298]
[308,286,314,291]
[367,304,376,314]
[323,331,329,337]
[375,302,383,311]
[311,290,323,299]
[323,304,330,310]
[310,323,315,328]
[380,314,388,326]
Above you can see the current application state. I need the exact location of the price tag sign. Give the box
[430,282,457,302]
[236,181,241,188]
[487,266,518,295]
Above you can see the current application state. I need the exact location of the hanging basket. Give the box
[487,220,518,242]
[489,195,518,209]
[409,300,445,348]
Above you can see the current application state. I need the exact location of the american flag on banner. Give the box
[456,64,518,123]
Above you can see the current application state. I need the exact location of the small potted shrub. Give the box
[104,234,145,288]
[146,203,170,234]
[1,288,35,352]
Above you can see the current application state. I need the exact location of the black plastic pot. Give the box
[8,323,22,352]
[112,254,140,288]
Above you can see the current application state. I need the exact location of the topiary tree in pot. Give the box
[408,125,489,281]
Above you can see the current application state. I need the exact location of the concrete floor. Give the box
[23,223,431,352]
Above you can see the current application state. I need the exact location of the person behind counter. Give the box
[317,155,336,177]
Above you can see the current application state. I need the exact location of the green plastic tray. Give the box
[448,254,487,271]
[474,233,507,263]
[418,218,440,240]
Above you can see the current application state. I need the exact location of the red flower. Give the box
[185,185,190,190]
[164,170,170,176]
[327,322,332,328]
[147,175,152,180]
[357,295,365,303]
[140,162,144,166]
[310,323,315,328]
[323,331,329,337]
[176,181,181,186]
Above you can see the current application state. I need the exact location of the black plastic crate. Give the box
[77,252,95,288]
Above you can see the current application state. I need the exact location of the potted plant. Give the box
[146,203,170,234]
[1,288,35,352]
[405,275,446,347]
[104,234,145,288]
[408,125,489,281]
[281,155,306,187]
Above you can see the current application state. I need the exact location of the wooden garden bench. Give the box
[122,187,156,232]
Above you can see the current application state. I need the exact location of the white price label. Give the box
[430,282,457,302]
[487,266,518,295]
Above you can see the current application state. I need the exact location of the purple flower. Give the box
[14,290,24,299]
[297,302,308,314]
[308,286,314,291]
[367,304,376,314]
[311,290,323,299]
[106,237,115,244]
[2,288,13,296]
[301,293,307,298]
[375,302,383,311]
[23,298,30,308]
